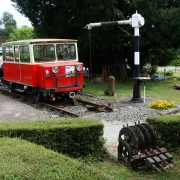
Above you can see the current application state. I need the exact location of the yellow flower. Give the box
[149,100,175,110]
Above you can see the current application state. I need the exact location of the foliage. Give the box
[165,70,174,76]
[0,137,106,180]
[170,59,180,67]
[141,64,158,75]
[147,115,180,148]
[0,118,105,159]
[11,0,180,72]
[9,26,36,41]
[1,138,180,180]
[91,154,180,179]
[149,100,175,110]
[0,11,17,38]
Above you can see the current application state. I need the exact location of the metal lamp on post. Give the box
[86,11,148,103]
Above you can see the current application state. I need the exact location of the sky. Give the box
[0,0,32,27]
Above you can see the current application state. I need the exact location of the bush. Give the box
[0,118,105,159]
[147,115,180,148]
[0,137,106,180]
[141,65,157,75]
[165,70,174,76]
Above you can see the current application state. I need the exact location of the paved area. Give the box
[0,94,49,121]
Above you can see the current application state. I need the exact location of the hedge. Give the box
[0,137,107,180]
[0,118,105,159]
[147,115,180,148]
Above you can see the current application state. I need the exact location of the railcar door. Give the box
[14,46,21,82]
[19,45,33,86]
[3,46,20,82]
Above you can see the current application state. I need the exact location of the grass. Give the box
[89,155,180,180]
[84,78,180,103]
[173,71,180,79]
[0,137,106,180]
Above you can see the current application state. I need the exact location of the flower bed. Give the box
[149,100,175,110]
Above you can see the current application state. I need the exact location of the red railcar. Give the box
[1,39,84,101]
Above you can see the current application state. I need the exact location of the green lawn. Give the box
[84,79,180,103]
[173,71,180,79]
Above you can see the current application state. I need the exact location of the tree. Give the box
[132,0,180,67]
[0,11,17,38]
[9,26,36,41]
[11,0,180,77]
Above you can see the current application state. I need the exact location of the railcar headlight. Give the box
[52,66,58,73]
[76,64,83,71]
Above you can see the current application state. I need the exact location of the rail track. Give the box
[0,83,112,118]
[38,102,79,117]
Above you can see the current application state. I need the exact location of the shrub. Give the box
[165,70,174,76]
[147,115,180,148]
[0,118,105,159]
[0,137,106,180]
[141,65,158,75]
[149,100,175,110]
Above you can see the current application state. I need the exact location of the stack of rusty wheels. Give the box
[118,123,157,164]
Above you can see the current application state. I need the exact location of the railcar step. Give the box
[15,89,25,92]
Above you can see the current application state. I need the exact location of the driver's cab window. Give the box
[56,44,76,61]
[33,44,55,62]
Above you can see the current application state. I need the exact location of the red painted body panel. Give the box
[3,63,39,86]
[3,61,84,92]
[3,63,20,82]
[38,61,84,91]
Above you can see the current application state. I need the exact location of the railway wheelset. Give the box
[118,122,180,173]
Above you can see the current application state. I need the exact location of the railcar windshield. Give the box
[56,44,76,61]
[33,44,55,62]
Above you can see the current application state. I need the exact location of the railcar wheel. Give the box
[141,123,157,146]
[136,124,152,148]
[119,127,139,151]
[118,140,132,163]
[131,126,146,150]
[35,92,47,102]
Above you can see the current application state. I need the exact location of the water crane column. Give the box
[85,11,145,102]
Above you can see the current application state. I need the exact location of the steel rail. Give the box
[38,102,79,117]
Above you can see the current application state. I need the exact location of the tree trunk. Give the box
[113,51,128,80]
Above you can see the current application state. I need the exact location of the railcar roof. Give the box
[2,39,78,46]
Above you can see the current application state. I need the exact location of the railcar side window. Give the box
[56,44,76,61]
[14,46,19,62]
[20,46,30,63]
[5,46,14,62]
[33,45,55,62]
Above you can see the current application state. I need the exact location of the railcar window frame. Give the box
[19,45,30,63]
[4,46,14,62]
[56,43,76,61]
[33,44,56,63]
[14,46,19,62]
